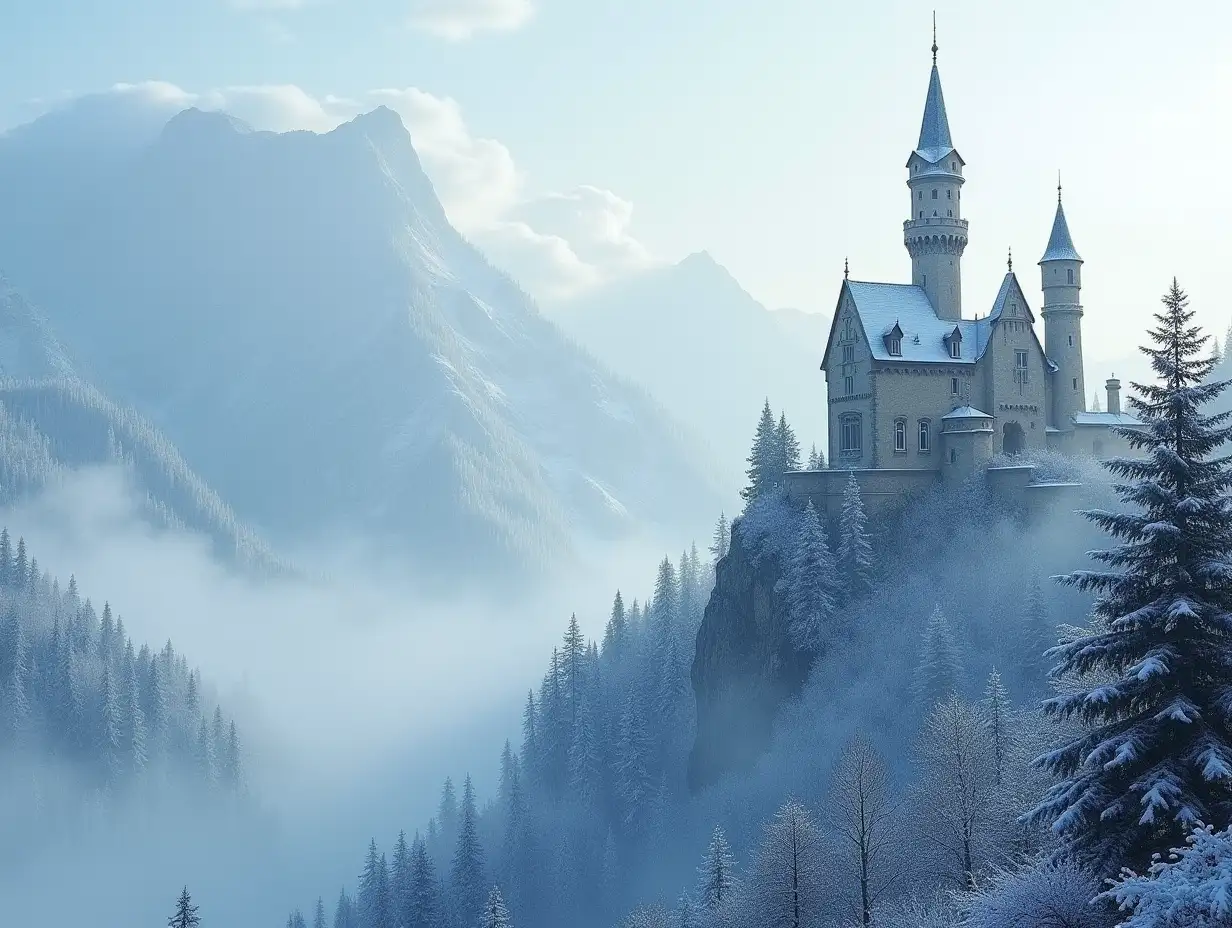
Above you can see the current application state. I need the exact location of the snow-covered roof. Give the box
[941,406,992,419]
[1040,198,1082,263]
[1073,412,1143,428]
[913,64,955,165]
[845,281,985,364]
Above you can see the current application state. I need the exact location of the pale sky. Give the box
[1,0,1229,388]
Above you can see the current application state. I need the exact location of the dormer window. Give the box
[949,340,961,359]
[883,322,904,358]
[951,161,957,171]
[943,326,962,360]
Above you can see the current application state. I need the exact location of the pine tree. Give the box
[1019,577,1051,689]
[195,713,215,786]
[603,591,627,660]
[651,557,680,641]
[807,443,825,470]
[614,695,653,838]
[696,826,738,923]
[314,897,328,928]
[742,400,780,502]
[224,720,241,791]
[710,513,730,566]
[168,887,201,928]
[438,776,458,846]
[561,614,587,730]
[334,889,356,928]
[1028,280,1232,875]
[520,691,540,791]
[14,536,27,591]
[781,501,838,654]
[99,663,124,786]
[0,528,11,588]
[390,831,411,928]
[406,834,439,928]
[450,774,486,928]
[776,412,802,475]
[912,605,963,709]
[288,911,308,928]
[480,886,512,928]
[358,839,390,928]
[126,657,148,777]
[837,472,873,602]
[982,670,1013,789]
[568,698,602,807]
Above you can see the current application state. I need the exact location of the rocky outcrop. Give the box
[688,499,811,791]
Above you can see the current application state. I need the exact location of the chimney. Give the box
[1106,376,1121,416]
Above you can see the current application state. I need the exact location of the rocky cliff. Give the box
[688,496,810,791]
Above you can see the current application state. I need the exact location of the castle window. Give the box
[947,210,952,217]
[1015,349,1029,385]
[949,448,958,464]
[840,414,862,453]
[951,160,957,171]
[886,336,901,357]
[951,377,959,395]
[1073,377,1078,390]
[918,190,923,200]
[946,189,952,199]
[1069,335,1073,346]
[949,339,961,359]
[894,419,907,452]
[919,211,924,218]
[931,189,938,199]
[842,344,855,364]
[1067,268,1075,284]
[844,375,854,395]
[917,419,931,453]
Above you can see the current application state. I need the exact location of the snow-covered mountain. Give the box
[549,253,829,492]
[0,104,719,577]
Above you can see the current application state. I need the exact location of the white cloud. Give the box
[407,0,536,40]
[27,79,650,301]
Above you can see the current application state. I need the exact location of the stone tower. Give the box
[904,33,967,321]
[1040,181,1085,431]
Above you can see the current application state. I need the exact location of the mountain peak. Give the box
[160,107,253,144]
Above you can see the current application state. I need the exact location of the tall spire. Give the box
[915,26,953,161]
[1040,180,1082,263]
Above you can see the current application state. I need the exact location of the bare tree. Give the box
[748,798,825,928]
[908,695,1008,889]
[825,735,898,927]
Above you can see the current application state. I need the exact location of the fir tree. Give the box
[314,898,328,928]
[288,912,308,928]
[614,695,653,838]
[0,527,11,588]
[4,622,30,746]
[99,663,124,786]
[982,670,1013,789]
[168,887,200,928]
[742,400,779,502]
[651,557,680,641]
[1028,280,1232,875]
[781,501,838,654]
[912,604,963,709]
[561,613,587,730]
[391,831,411,928]
[710,513,730,565]
[195,713,215,785]
[438,776,458,845]
[480,886,512,928]
[603,591,627,660]
[568,699,603,808]
[450,775,486,928]
[406,834,439,928]
[520,691,539,790]
[696,826,738,921]
[126,657,148,777]
[837,472,873,602]
[775,412,802,474]
[14,536,27,591]
[358,839,390,928]
[807,443,825,470]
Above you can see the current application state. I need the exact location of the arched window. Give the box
[918,190,923,200]
[951,377,959,395]
[840,414,863,454]
[951,160,957,171]
[886,336,901,356]
[894,419,907,452]
[1067,268,1075,284]
[949,339,961,359]
[918,419,931,453]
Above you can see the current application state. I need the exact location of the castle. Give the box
[788,36,1141,518]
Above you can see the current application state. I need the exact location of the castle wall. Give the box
[870,363,973,471]
[784,467,939,523]
[1075,425,1141,460]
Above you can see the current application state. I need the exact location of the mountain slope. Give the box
[0,105,719,576]
[549,253,829,493]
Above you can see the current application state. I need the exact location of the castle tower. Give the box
[904,30,967,321]
[1040,180,1085,430]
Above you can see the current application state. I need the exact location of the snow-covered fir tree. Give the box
[911,605,963,709]
[775,412,801,475]
[696,825,738,926]
[168,887,201,928]
[481,886,513,928]
[780,501,838,654]
[1029,281,1232,875]
[742,400,780,502]
[709,513,730,566]
[837,472,873,602]
[451,775,486,928]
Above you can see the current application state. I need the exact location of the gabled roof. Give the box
[1040,197,1082,263]
[913,63,956,165]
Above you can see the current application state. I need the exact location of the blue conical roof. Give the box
[914,64,954,163]
[1040,198,1082,263]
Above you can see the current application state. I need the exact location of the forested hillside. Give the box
[0,527,247,867]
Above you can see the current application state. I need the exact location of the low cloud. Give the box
[32,79,652,302]
[407,0,536,40]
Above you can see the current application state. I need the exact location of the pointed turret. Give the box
[903,22,967,321]
[915,63,954,162]
[1040,179,1085,432]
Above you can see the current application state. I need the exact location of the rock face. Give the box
[688,503,810,791]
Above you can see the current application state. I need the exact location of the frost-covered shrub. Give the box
[867,891,959,928]
[986,449,1095,484]
[735,489,798,565]
[962,857,1112,928]
[1101,824,1232,927]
